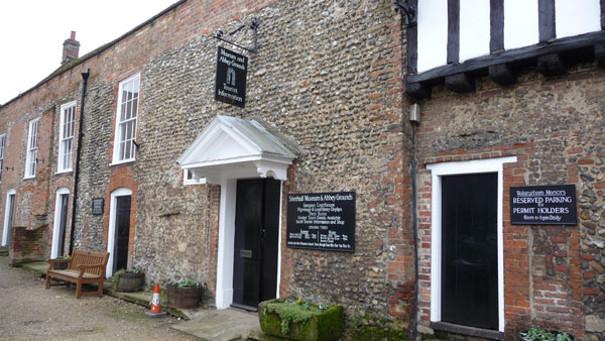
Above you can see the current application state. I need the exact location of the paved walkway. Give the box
[172,308,261,341]
[0,256,197,341]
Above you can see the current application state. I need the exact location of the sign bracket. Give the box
[214,18,259,53]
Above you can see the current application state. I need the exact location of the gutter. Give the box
[68,69,89,255]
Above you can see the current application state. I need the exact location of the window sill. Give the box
[55,170,73,175]
[23,176,36,180]
[110,159,135,167]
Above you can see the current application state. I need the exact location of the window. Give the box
[112,74,140,164]
[183,169,207,186]
[0,133,5,181]
[24,118,39,178]
[58,102,76,172]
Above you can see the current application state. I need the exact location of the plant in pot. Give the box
[258,297,344,341]
[519,327,573,341]
[113,267,145,292]
[165,278,203,309]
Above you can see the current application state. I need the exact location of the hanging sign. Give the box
[287,192,356,252]
[510,185,577,225]
[214,46,248,108]
[91,198,104,216]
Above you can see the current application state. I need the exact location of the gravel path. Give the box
[0,257,198,341]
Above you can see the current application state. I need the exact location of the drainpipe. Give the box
[68,69,89,255]
[410,104,420,341]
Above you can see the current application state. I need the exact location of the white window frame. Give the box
[24,118,40,179]
[111,73,140,165]
[0,133,6,182]
[58,101,76,173]
[427,156,517,333]
[183,169,207,186]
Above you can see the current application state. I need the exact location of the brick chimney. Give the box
[61,31,80,64]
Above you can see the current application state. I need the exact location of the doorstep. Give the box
[19,260,47,274]
[171,308,263,341]
[0,246,8,256]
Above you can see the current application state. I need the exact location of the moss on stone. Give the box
[259,298,344,341]
[348,313,406,341]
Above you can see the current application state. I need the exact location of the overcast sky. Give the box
[0,0,178,105]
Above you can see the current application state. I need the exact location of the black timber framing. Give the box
[601,0,605,30]
[490,0,504,53]
[447,0,460,64]
[538,0,556,42]
[406,31,605,100]
[406,0,418,75]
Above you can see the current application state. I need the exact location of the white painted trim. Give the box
[215,179,236,309]
[1,189,16,247]
[58,101,76,173]
[276,181,283,299]
[106,188,132,278]
[24,118,40,179]
[183,169,207,186]
[51,187,70,259]
[112,73,140,164]
[427,156,517,332]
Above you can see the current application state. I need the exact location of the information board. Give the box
[287,192,355,252]
[510,185,577,225]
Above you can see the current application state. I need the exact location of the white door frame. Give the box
[106,188,132,278]
[215,179,283,309]
[427,156,516,332]
[51,187,70,259]
[1,189,16,247]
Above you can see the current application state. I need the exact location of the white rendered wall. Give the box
[417,0,448,72]
[459,0,491,62]
[555,0,601,39]
[504,0,539,50]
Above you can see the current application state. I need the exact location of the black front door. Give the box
[113,195,132,273]
[442,173,498,330]
[57,194,69,257]
[232,179,280,310]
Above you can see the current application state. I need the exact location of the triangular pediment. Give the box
[177,116,298,182]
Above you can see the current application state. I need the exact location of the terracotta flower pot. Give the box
[166,284,202,308]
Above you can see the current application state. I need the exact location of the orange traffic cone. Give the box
[145,283,167,317]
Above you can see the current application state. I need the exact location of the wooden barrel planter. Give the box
[166,284,203,308]
[114,272,145,292]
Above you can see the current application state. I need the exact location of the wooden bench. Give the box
[45,250,109,298]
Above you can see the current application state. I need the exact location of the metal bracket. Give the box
[214,18,260,53]
[394,0,417,26]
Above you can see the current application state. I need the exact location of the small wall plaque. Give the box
[92,198,104,216]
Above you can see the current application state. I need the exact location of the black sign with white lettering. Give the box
[287,192,355,252]
[510,185,577,225]
[215,46,247,108]
[92,198,104,216]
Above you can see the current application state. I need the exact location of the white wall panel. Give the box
[556,0,601,38]
[417,0,448,72]
[504,0,539,50]
[459,0,491,62]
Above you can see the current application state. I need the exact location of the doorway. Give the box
[1,190,16,247]
[51,188,69,258]
[427,157,516,332]
[231,178,280,310]
[106,188,132,278]
[441,173,498,329]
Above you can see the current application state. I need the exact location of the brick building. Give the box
[0,0,603,339]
